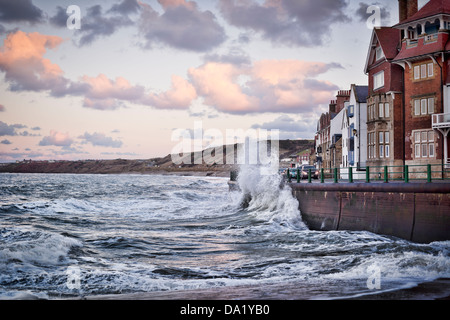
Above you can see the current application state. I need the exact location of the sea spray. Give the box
[236,164,306,230]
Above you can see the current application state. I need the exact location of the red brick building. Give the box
[392,0,450,171]
[364,0,450,174]
[365,26,404,173]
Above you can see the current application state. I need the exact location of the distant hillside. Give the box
[0,140,314,176]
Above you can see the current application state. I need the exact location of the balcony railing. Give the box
[432,113,450,129]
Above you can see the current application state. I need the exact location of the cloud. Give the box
[187,60,340,114]
[76,5,135,47]
[141,75,197,110]
[0,0,44,24]
[0,121,25,136]
[0,30,71,94]
[138,0,226,51]
[50,3,135,47]
[79,132,123,148]
[219,0,350,47]
[108,0,141,15]
[252,115,317,139]
[39,130,74,147]
[1,139,11,144]
[0,104,5,112]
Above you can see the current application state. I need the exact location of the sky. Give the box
[0,0,430,162]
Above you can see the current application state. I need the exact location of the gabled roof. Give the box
[394,0,450,27]
[364,27,400,73]
[354,85,369,103]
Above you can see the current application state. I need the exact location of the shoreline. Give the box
[75,278,450,300]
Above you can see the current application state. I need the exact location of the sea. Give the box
[0,165,449,300]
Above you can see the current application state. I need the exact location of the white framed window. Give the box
[379,132,384,144]
[385,132,390,144]
[421,64,427,78]
[415,144,421,158]
[414,97,435,116]
[414,66,420,80]
[379,145,384,157]
[414,62,434,81]
[421,99,427,114]
[428,97,435,114]
[429,143,435,157]
[384,103,390,118]
[376,47,384,61]
[414,100,420,115]
[414,130,435,159]
[385,145,390,158]
[379,103,384,118]
[428,63,434,77]
[373,71,384,90]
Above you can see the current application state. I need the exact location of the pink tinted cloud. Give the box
[188,62,259,113]
[157,0,197,10]
[39,130,74,147]
[0,31,66,92]
[187,59,340,114]
[142,75,197,110]
[0,104,5,112]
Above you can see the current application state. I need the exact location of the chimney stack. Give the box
[399,0,418,23]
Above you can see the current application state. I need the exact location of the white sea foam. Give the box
[237,163,306,230]
[0,227,82,266]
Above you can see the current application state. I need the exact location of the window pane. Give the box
[421,99,427,114]
[385,103,390,118]
[428,63,433,77]
[421,64,427,78]
[428,97,434,114]
[415,144,421,158]
[428,131,434,142]
[414,100,420,115]
[415,132,421,143]
[422,143,427,157]
[379,145,384,157]
[379,103,384,117]
[414,66,420,80]
[385,145,390,158]
[379,132,384,144]
[429,143,435,157]
[421,132,427,142]
[385,132,390,143]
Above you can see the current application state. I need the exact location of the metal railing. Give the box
[432,113,450,129]
[286,163,450,184]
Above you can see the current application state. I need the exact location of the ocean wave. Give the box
[0,227,82,267]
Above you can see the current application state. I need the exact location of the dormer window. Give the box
[375,46,384,61]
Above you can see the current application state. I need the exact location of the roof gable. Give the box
[394,0,450,26]
[364,27,400,73]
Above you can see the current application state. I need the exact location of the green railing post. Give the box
[308,169,312,183]
[297,168,300,183]
[384,166,388,183]
[320,168,324,183]
[404,165,409,183]
[287,168,291,183]
[427,164,432,183]
[349,167,353,183]
[366,166,370,183]
[333,168,338,183]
